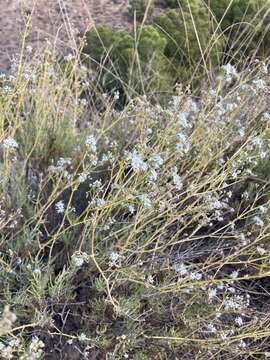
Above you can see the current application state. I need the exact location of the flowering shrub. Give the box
[1,36,270,359]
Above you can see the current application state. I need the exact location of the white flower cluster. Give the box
[176,133,190,154]
[171,167,183,190]
[126,150,148,172]
[55,200,65,214]
[71,251,89,267]
[2,137,19,150]
[108,251,120,266]
[222,63,239,84]
[85,135,97,153]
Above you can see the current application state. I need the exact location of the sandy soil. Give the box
[0,0,131,71]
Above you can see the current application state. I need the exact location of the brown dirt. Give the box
[0,0,132,71]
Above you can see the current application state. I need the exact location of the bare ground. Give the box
[0,0,132,71]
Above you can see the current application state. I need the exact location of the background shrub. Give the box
[208,0,270,57]
[128,0,154,22]
[153,5,223,86]
[83,25,174,102]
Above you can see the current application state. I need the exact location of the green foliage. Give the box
[128,0,154,22]
[208,0,270,56]
[83,25,134,95]
[83,25,174,100]
[153,6,223,85]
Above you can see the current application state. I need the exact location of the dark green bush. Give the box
[153,5,223,85]
[82,25,174,101]
[208,0,270,57]
[128,0,154,22]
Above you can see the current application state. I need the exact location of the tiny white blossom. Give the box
[2,137,18,150]
[72,252,88,267]
[85,135,97,153]
[208,288,217,300]
[257,246,266,256]
[109,251,119,265]
[251,136,263,148]
[207,324,217,333]
[78,333,87,342]
[171,167,183,190]
[64,53,74,62]
[253,79,266,89]
[230,271,239,280]
[139,194,152,209]
[253,216,264,227]
[149,168,158,182]
[78,173,88,183]
[55,200,65,214]
[177,112,191,128]
[189,272,202,281]
[127,204,135,214]
[176,133,190,153]
[174,263,188,276]
[126,151,148,172]
[222,63,239,83]
[96,198,106,208]
[235,316,243,326]
[150,154,164,168]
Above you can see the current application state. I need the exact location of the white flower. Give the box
[78,173,88,183]
[72,252,88,267]
[223,298,241,310]
[206,194,223,211]
[139,194,152,209]
[230,271,239,280]
[26,45,33,53]
[113,90,120,100]
[149,168,158,182]
[150,154,164,168]
[85,135,97,153]
[235,316,243,326]
[3,85,12,94]
[207,324,217,333]
[253,216,264,227]
[251,136,263,148]
[257,246,266,256]
[109,251,119,265]
[176,133,190,153]
[174,263,188,276]
[57,157,71,168]
[171,167,183,190]
[126,151,148,172]
[189,272,202,281]
[2,137,18,150]
[127,204,135,214]
[208,288,217,300]
[96,198,105,208]
[64,53,74,62]
[78,333,87,342]
[222,63,239,83]
[177,112,191,128]
[55,200,65,214]
[253,79,266,89]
